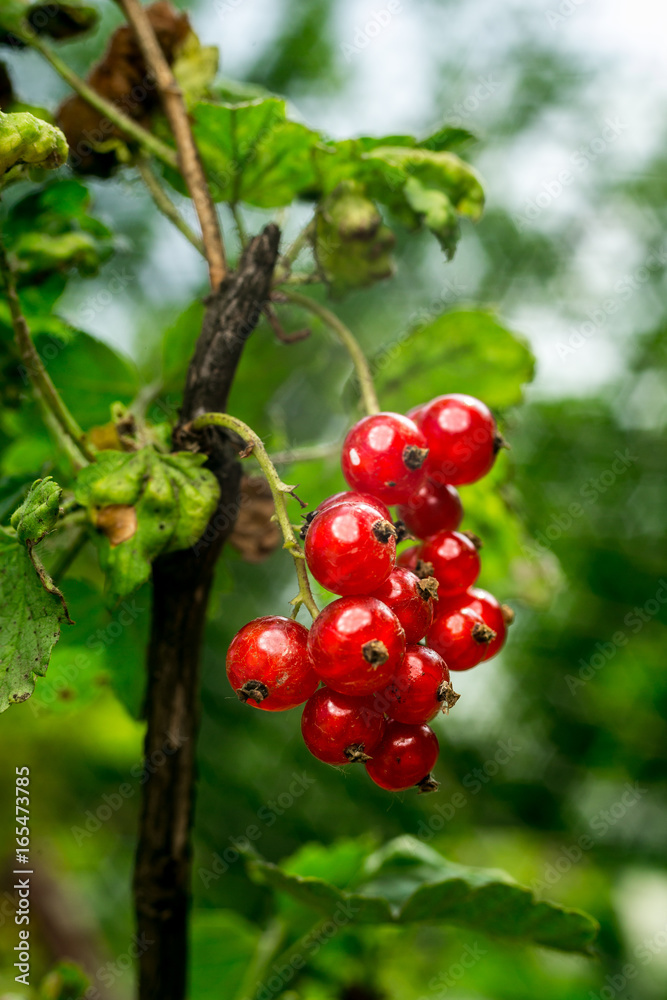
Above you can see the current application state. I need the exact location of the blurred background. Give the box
[1,0,666,998]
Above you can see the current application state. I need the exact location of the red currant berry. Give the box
[426,606,496,671]
[413,394,500,486]
[365,721,439,792]
[316,491,391,522]
[379,644,458,725]
[397,546,436,580]
[369,567,439,642]
[226,616,318,711]
[305,501,396,596]
[419,530,480,595]
[437,587,514,660]
[397,479,463,539]
[307,596,406,696]
[301,687,385,764]
[341,412,429,505]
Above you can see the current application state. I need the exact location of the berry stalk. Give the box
[187,411,320,620]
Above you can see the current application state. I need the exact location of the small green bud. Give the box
[10,475,62,544]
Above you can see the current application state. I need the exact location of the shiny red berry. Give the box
[316,491,391,522]
[301,687,385,765]
[369,567,439,642]
[419,530,480,595]
[413,394,500,485]
[397,479,463,539]
[378,644,458,725]
[307,596,406,696]
[341,412,429,505]
[365,721,439,792]
[438,587,514,660]
[426,606,496,671]
[226,616,319,711]
[305,501,396,596]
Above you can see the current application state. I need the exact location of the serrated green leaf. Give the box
[376,310,535,413]
[0,109,68,176]
[246,836,598,954]
[74,448,220,600]
[172,98,322,207]
[190,910,260,1000]
[10,474,61,542]
[0,527,65,712]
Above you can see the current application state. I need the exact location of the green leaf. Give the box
[312,181,395,296]
[247,837,598,954]
[0,527,65,712]
[175,98,322,207]
[190,910,260,1000]
[3,178,114,281]
[376,310,535,413]
[0,109,67,176]
[35,330,140,429]
[10,475,61,543]
[74,448,220,600]
[172,30,219,107]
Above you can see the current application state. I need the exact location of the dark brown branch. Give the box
[118,0,227,288]
[133,224,280,1000]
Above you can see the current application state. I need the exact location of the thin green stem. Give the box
[230,203,248,247]
[23,34,179,171]
[187,413,319,620]
[0,238,93,469]
[276,288,380,416]
[136,158,205,255]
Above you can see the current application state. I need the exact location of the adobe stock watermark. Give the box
[513,117,627,230]
[555,244,667,359]
[589,921,667,1000]
[71,729,189,845]
[522,449,637,559]
[341,1,402,63]
[545,0,589,29]
[72,933,153,1000]
[197,771,316,887]
[416,739,522,841]
[529,782,648,895]
[565,579,667,695]
[29,598,146,717]
[440,76,502,128]
[419,942,487,999]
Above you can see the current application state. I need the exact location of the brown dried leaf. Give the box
[228,476,281,564]
[56,0,190,175]
[95,504,138,547]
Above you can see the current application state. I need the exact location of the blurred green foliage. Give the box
[1,1,666,999]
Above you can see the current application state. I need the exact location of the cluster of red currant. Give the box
[226,394,513,793]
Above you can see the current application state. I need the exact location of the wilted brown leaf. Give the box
[95,504,138,547]
[56,0,190,175]
[228,476,281,564]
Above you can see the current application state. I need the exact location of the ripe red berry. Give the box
[301,687,385,764]
[226,616,319,710]
[378,644,458,725]
[365,721,439,791]
[305,501,396,596]
[369,567,439,642]
[316,491,391,522]
[397,479,463,539]
[419,530,480,595]
[413,394,500,485]
[341,412,429,505]
[426,606,496,671]
[438,587,513,660]
[307,596,406,696]
[397,545,419,571]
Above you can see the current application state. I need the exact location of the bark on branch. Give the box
[133,223,280,1000]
